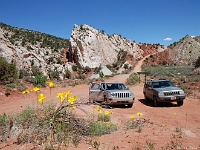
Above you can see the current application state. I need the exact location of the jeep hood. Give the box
[155,86,183,92]
[106,90,131,93]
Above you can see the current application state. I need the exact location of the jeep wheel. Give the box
[104,96,108,103]
[177,101,183,106]
[144,94,150,102]
[153,96,159,107]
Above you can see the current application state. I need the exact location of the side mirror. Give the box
[126,87,130,90]
[100,86,105,91]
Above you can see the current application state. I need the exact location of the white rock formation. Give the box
[89,65,112,80]
[70,24,144,68]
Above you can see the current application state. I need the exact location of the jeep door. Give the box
[89,83,103,102]
[145,82,153,100]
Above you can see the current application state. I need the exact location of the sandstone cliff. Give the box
[69,24,144,68]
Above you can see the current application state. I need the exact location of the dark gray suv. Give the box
[143,79,186,106]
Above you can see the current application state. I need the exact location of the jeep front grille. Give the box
[114,93,130,98]
[164,91,180,96]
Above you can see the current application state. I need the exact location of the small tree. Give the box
[64,69,71,79]
[72,65,78,71]
[84,66,91,72]
[0,57,18,84]
[194,56,200,68]
[124,64,129,69]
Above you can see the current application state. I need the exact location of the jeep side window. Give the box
[90,83,100,89]
[152,82,160,88]
[147,82,152,88]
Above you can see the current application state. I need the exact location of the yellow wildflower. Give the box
[56,93,65,102]
[38,94,46,103]
[68,96,77,104]
[137,112,143,117]
[60,96,65,103]
[130,114,135,119]
[104,110,110,115]
[64,91,72,99]
[33,87,40,92]
[72,106,76,109]
[22,89,30,94]
[174,112,176,115]
[97,109,102,114]
[47,81,54,88]
[96,105,102,109]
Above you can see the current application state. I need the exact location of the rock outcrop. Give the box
[69,24,144,68]
[168,35,200,65]
[0,24,69,80]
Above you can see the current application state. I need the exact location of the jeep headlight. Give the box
[158,92,164,97]
[110,93,115,97]
[129,92,134,97]
[179,90,185,95]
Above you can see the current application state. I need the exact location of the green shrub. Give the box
[0,57,18,84]
[19,69,30,79]
[88,122,117,136]
[124,64,129,69]
[6,83,17,89]
[99,71,104,78]
[142,66,193,77]
[126,73,139,85]
[0,114,8,126]
[77,74,86,80]
[106,64,115,72]
[5,86,11,93]
[194,56,200,68]
[112,62,118,68]
[72,65,78,71]
[48,69,60,80]
[94,65,102,74]
[31,66,42,76]
[84,66,91,72]
[32,74,47,87]
[17,83,27,92]
[97,114,110,122]
[14,106,35,125]
[64,69,71,79]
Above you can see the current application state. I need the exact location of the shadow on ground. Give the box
[138,99,180,108]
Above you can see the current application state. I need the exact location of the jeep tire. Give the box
[177,101,183,106]
[153,96,159,107]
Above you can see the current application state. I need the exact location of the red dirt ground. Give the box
[0,56,200,150]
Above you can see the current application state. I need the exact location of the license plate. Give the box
[171,97,176,100]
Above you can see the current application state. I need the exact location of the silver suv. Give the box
[143,79,186,106]
[89,82,135,107]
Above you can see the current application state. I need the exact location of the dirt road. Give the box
[0,55,200,149]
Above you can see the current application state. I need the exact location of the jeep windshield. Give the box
[106,83,127,90]
[152,81,175,88]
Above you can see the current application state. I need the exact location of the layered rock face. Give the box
[69,24,144,68]
[0,26,68,79]
[168,35,200,65]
